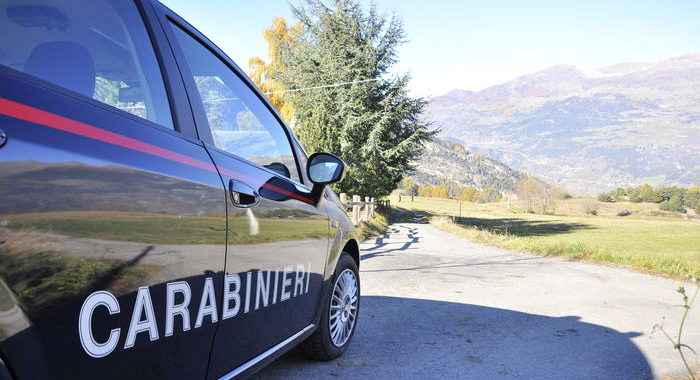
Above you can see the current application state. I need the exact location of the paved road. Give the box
[255,214,699,379]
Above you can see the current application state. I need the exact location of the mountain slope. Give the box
[426,53,700,195]
[411,139,526,193]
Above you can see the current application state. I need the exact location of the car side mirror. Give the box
[307,152,345,184]
[306,152,345,204]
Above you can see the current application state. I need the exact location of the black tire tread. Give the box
[301,253,359,361]
[300,327,328,360]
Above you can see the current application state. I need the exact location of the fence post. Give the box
[352,195,360,225]
[340,193,348,207]
[370,197,375,217]
[364,196,371,220]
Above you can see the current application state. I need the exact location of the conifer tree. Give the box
[279,0,435,197]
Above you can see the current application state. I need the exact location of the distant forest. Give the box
[598,185,700,213]
[399,177,503,203]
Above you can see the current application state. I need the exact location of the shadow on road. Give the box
[253,296,651,380]
[455,216,595,237]
[394,207,596,237]
[360,225,421,260]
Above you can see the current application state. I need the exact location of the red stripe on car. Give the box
[0,98,314,205]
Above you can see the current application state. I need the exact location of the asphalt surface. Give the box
[254,213,700,379]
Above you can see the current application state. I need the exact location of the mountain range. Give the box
[411,139,526,194]
[425,53,700,195]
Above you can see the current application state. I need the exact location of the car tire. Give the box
[302,252,360,361]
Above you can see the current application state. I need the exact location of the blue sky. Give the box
[160,0,699,96]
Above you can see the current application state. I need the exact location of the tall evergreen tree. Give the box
[668,195,686,213]
[279,0,435,197]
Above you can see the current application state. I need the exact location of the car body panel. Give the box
[0,0,359,378]
[152,11,334,377]
[203,147,330,379]
[0,71,226,379]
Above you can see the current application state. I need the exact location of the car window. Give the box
[0,0,174,129]
[168,23,300,182]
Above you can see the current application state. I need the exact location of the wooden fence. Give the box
[339,193,390,225]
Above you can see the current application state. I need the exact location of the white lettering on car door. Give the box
[195,277,218,328]
[79,291,121,358]
[255,271,270,310]
[281,266,293,301]
[294,264,305,297]
[78,263,314,357]
[165,281,191,337]
[124,286,159,349]
[244,272,252,313]
[272,268,280,304]
[222,274,241,320]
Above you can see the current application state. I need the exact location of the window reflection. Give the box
[170,25,299,181]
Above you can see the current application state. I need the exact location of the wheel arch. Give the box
[342,239,360,269]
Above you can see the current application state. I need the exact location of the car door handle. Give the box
[229,179,260,208]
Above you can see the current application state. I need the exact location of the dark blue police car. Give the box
[0,0,361,378]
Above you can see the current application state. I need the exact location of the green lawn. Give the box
[397,196,700,278]
[2,211,328,245]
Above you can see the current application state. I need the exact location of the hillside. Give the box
[0,161,222,215]
[426,53,700,195]
[411,139,526,193]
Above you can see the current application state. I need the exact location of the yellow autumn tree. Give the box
[248,17,301,124]
[517,176,541,213]
[433,185,449,199]
[459,187,478,202]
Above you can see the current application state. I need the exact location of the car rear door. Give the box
[155,8,331,378]
[0,0,225,378]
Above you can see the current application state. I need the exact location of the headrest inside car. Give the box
[24,41,96,98]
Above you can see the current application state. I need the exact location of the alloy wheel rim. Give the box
[329,269,358,347]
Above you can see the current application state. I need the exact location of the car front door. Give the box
[0,0,226,378]
[158,12,331,378]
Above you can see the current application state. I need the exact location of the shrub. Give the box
[583,199,599,215]
[669,195,687,213]
[661,196,688,213]
[617,210,632,217]
[597,193,614,202]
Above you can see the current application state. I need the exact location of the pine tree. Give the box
[279,0,435,197]
[668,195,686,213]
[687,187,700,209]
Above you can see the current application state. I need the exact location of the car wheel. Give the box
[302,252,360,360]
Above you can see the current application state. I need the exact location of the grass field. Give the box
[396,196,700,278]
